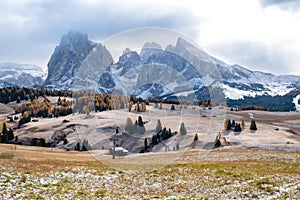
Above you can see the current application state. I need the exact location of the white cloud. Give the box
[190,0,300,74]
[0,0,299,75]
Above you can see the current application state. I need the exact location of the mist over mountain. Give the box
[1,31,299,111]
[44,31,98,89]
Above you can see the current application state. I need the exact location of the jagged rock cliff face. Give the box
[98,37,300,100]
[43,31,300,110]
[44,31,98,90]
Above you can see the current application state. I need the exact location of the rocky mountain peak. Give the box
[44,31,97,89]
[142,42,162,50]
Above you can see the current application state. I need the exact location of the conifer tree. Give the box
[125,117,134,134]
[161,127,168,140]
[138,116,144,127]
[7,128,14,141]
[180,122,187,135]
[171,104,175,110]
[156,119,162,133]
[250,120,257,131]
[226,119,232,131]
[75,142,81,151]
[194,133,198,141]
[232,120,236,127]
[82,139,91,151]
[2,122,8,135]
[144,138,148,149]
[234,123,242,132]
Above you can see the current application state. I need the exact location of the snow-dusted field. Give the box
[0,145,299,199]
[10,103,300,154]
[1,104,300,199]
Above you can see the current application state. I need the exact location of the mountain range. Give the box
[0,63,46,88]
[0,31,299,111]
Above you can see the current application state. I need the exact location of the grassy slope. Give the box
[0,144,299,199]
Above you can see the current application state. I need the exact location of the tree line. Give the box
[0,87,71,104]
[224,119,257,132]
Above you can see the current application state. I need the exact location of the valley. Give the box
[0,30,299,199]
[1,96,300,154]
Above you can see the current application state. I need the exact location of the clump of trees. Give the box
[74,139,92,151]
[18,111,31,128]
[150,119,177,146]
[224,119,257,132]
[156,119,162,133]
[151,127,175,145]
[14,97,72,119]
[128,101,147,112]
[0,87,71,104]
[0,122,14,143]
[125,116,146,134]
[147,98,217,107]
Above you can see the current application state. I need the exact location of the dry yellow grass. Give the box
[1,144,300,199]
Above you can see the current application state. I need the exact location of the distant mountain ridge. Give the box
[1,31,299,111]
[0,62,46,88]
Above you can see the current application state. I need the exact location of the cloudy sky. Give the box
[0,0,300,75]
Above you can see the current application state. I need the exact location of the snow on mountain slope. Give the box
[0,62,46,88]
[41,31,299,110]
[97,37,299,101]
[293,94,300,111]
[44,31,99,90]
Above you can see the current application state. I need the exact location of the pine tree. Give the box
[144,138,148,149]
[156,119,162,133]
[176,142,180,150]
[7,128,14,141]
[226,119,232,131]
[57,96,61,105]
[136,101,141,112]
[152,134,158,145]
[138,116,144,127]
[161,127,168,140]
[171,104,175,110]
[63,138,68,145]
[232,120,236,127]
[250,120,257,131]
[234,123,242,132]
[75,142,81,151]
[180,122,187,135]
[17,96,21,103]
[2,122,8,135]
[125,117,134,134]
[82,140,91,151]
[194,133,198,141]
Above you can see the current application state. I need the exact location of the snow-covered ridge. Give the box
[0,62,46,77]
[293,94,300,111]
[0,62,46,88]
[96,36,299,101]
[4,31,297,108]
